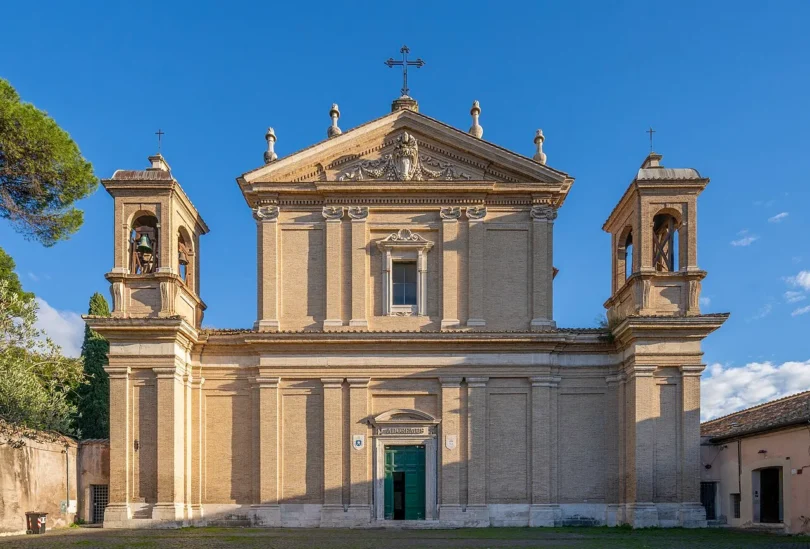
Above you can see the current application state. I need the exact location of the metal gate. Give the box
[700,482,716,520]
[91,484,109,524]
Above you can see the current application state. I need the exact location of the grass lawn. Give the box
[0,526,807,549]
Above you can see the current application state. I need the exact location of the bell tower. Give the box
[102,154,208,328]
[603,152,708,324]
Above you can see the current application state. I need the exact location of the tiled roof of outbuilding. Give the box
[701,390,810,441]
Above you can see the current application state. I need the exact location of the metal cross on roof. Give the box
[647,126,656,153]
[155,128,165,153]
[384,45,425,97]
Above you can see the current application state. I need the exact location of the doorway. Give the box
[384,445,425,520]
[759,467,782,523]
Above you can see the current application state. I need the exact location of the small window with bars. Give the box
[731,493,741,519]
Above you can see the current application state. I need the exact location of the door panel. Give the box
[384,445,426,520]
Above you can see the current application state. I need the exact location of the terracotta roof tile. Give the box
[701,390,810,440]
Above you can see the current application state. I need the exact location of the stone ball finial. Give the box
[264,127,278,164]
[469,100,483,139]
[327,103,342,138]
[533,129,547,165]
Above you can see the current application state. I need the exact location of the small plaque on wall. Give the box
[445,435,457,450]
[352,434,365,450]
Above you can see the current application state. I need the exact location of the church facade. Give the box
[87,94,727,529]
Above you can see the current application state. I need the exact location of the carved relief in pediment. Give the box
[338,132,472,182]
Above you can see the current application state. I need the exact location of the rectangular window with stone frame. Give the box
[392,262,417,306]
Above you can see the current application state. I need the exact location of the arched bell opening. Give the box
[616,225,634,288]
[130,213,159,275]
[652,211,682,272]
[177,226,194,290]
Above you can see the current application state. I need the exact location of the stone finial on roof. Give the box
[264,127,278,164]
[327,104,342,138]
[147,153,171,172]
[533,129,547,165]
[468,100,483,138]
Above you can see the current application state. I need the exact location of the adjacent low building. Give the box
[700,390,810,534]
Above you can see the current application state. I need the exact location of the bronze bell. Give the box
[136,234,153,254]
[178,250,189,266]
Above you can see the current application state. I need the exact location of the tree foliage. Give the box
[0,280,85,433]
[0,78,97,246]
[74,292,110,439]
[0,245,33,311]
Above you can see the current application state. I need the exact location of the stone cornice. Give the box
[102,178,209,235]
[84,315,201,346]
[611,313,729,347]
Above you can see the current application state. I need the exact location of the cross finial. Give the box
[646,126,656,153]
[384,45,425,97]
[155,128,165,153]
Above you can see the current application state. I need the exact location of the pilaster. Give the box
[152,367,186,522]
[190,375,204,520]
[103,366,131,525]
[623,365,658,527]
[254,205,280,331]
[348,378,371,519]
[183,371,193,520]
[349,207,369,328]
[465,207,486,327]
[529,375,561,526]
[679,365,706,527]
[530,204,556,329]
[252,376,281,526]
[439,377,462,518]
[322,378,344,509]
[604,373,624,526]
[440,208,460,329]
[466,377,489,512]
[323,207,344,329]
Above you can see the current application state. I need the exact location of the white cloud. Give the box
[768,212,789,223]
[792,305,810,317]
[731,235,758,247]
[699,296,711,307]
[701,360,810,421]
[787,271,810,291]
[27,272,40,282]
[34,298,84,358]
[784,291,806,303]
[747,303,772,321]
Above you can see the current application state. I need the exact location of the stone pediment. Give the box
[239,109,570,186]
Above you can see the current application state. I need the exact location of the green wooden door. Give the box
[383,445,426,520]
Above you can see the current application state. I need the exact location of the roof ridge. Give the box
[702,389,810,425]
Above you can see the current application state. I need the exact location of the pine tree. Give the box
[75,293,110,439]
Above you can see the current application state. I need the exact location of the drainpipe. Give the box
[738,439,742,495]
[65,444,70,518]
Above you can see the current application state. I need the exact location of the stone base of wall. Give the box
[102,502,708,529]
[438,504,489,527]
[320,504,371,527]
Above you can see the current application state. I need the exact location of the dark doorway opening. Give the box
[760,467,782,523]
[393,472,406,520]
[700,482,716,520]
[91,484,109,524]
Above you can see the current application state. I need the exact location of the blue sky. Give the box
[3,1,809,418]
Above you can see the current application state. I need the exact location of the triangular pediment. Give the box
[240,109,569,186]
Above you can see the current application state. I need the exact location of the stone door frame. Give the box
[373,435,437,521]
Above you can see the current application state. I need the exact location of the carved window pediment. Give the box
[377,230,434,317]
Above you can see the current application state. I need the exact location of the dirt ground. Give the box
[0,526,807,549]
